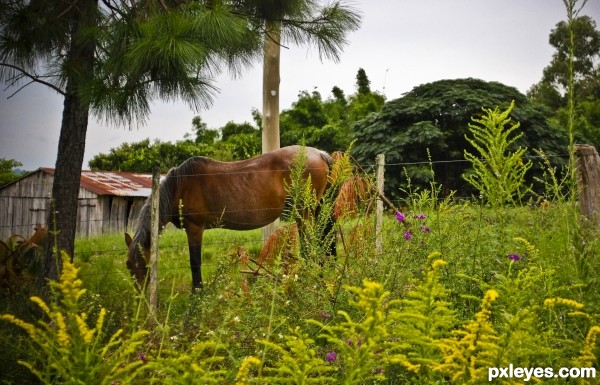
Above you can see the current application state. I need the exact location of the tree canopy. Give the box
[0,158,24,186]
[0,0,361,280]
[352,78,569,197]
[89,68,384,170]
[528,15,600,148]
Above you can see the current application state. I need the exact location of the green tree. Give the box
[0,1,259,281]
[542,15,600,92]
[352,78,568,197]
[0,158,24,186]
[188,116,220,144]
[356,67,371,95]
[528,13,600,148]
[89,138,202,173]
[219,121,261,159]
[279,69,384,152]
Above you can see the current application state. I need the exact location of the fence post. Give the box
[149,167,160,318]
[375,154,385,253]
[575,144,600,228]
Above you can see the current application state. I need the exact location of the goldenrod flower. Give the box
[53,312,70,348]
[58,260,86,303]
[30,296,51,317]
[235,356,261,385]
[483,289,499,304]
[578,326,600,368]
[544,297,584,309]
[0,314,37,339]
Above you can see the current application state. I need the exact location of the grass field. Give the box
[2,197,600,384]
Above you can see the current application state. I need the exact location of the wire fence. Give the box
[4,146,599,297]
[0,151,576,230]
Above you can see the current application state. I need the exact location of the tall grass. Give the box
[2,153,600,384]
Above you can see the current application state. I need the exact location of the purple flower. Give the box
[404,230,412,241]
[347,339,353,346]
[326,351,337,362]
[318,311,331,319]
[507,253,521,261]
[420,226,431,233]
[375,367,383,375]
[138,352,147,363]
[395,211,405,222]
[414,213,426,220]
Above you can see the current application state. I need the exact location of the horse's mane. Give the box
[131,158,202,248]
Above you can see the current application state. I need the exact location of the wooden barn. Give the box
[0,168,154,239]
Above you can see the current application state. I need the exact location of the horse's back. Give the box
[175,146,331,230]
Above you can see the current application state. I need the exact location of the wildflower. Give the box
[544,297,584,309]
[138,352,147,363]
[507,253,521,261]
[395,211,405,222]
[414,213,426,220]
[420,226,431,233]
[347,339,353,346]
[233,316,241,323]
[404,230,412,241]
[318,311,331,319]
[236,356,261,384]
[326,351,337,362]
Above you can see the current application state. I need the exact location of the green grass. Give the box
[2,201,599,384]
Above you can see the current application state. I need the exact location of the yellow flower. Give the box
[578,326,600,368]
[0,314,37,339]
[483,289,499,304]
[53,312,70,348]
[544,297,584,309]
[95,308,106,332]
[235,356,261,385]
[30,296,51,317]
[51,258,86,306]
[76,313,96,344]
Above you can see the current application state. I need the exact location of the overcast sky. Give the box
[1,0,599,171]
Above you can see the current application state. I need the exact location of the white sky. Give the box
[1,0,599,170]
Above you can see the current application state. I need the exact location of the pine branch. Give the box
[0,62,65,96]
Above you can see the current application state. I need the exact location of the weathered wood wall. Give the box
[0,170,147,239]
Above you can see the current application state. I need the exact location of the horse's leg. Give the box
[185,223,204,290]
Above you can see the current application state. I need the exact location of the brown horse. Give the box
[125,146,336,290]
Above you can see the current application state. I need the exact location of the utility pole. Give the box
[262,22,281,242]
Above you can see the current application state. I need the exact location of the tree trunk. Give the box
[261,22,281,242]
[42,0,97,284]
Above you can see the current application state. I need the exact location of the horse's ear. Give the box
[125,233,133,248]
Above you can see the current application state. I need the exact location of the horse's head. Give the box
[125,233,150,287]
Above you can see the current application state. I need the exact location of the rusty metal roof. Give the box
[40,168,157,197]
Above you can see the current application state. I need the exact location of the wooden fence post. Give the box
[575,144,600,228]
[149,167,160,318]
[375,154,385,253]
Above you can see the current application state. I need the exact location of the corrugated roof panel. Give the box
[34,168,159,197]
[81,171,154,196]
